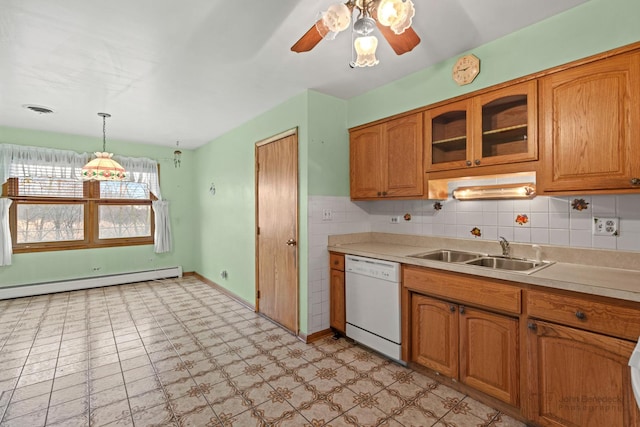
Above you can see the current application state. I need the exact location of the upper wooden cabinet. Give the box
[350,113,424,200]
[426,81,538,172]
[539,51,640,193]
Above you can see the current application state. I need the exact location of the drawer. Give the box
[329,252,345,271]
[526,289,640,341]
[403,265,521,314]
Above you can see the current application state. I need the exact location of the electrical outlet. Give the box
[322,209,333,221]
[390,216,401,224]
[593,217,619,236]
[220,270,228,279]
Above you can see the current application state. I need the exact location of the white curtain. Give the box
[0,198,11,266]
[113,155,162,199]
[0,143,89,182]
[152,200,172,253]
[114,155,172,254]
[0,144,172,261]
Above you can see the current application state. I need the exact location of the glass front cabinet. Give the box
[425,81,538,172]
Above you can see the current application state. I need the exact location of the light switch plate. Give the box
[593,217,619,236]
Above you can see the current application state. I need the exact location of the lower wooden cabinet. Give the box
[411,293,519,406]
[411,294,458,378]
[329,253,346,334]
[460,306,519,406]
[526,320,640,426]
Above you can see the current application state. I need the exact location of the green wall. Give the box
[0,126,195,286]
[307,91,349,197]
[192,90,349,335]
[348,0,640,128]
[193,92,311,332]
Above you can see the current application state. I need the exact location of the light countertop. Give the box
[328,234,640,303]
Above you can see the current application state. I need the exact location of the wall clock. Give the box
[452,54,480,86]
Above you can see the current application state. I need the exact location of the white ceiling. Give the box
[0,0,588,149]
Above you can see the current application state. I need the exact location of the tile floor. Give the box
[0,276,527,427]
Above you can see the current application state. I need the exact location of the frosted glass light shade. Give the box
[354,36,379,67]
[377,0,415,34]
[322,3,351,33]
[82,152,127,181]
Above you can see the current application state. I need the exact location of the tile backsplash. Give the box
[306,192,640,334]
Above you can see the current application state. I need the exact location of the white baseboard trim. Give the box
[0,266,183,300]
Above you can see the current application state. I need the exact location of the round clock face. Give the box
[452,54,480,86]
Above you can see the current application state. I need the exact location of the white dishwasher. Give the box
[345,255,401,362]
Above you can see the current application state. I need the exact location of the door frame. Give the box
[254,127,299,334]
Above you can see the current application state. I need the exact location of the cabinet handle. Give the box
[459,306,465,315]
[575,310,586,320]
[382,191,387,196]
[449,304,456,313]
[474,159,481,166]
[528,322,537,331]
[333,260,339,265]
[631,178,640,186]
[466,160,472,167]
[377,192,381,196]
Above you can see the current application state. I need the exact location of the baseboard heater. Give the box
[0,266,183,300]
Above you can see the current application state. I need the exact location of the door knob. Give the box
[286,238,297,246]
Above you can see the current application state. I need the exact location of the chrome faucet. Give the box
[499,236,511,257]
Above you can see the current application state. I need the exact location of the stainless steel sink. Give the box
[408,249,554,274]
[409,249,483,263]
[465,256,553,274]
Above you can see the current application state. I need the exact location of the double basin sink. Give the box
[408,249,553,274]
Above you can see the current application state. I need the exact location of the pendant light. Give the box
[81,113,127,181]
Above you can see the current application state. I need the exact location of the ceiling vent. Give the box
[23,104,54,114]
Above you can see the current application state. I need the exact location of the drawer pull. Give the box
[449,304,456,313]
[459,306,466,315]
[466,160,472,167]
[528,322,537,331]
[575,310,586,320]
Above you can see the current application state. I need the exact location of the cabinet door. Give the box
[473,80,538,167]
[411,294,458,378]
[350,125,383,199]
[527,320,640,427]
[540,52,640,192]
[329,268,346,334]
[383,113,424,197]
[424,100,472,171]
[459,307,519,406]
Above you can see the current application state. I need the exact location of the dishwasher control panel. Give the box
[345,255,400,282]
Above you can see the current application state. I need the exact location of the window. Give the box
[5,177,155,253]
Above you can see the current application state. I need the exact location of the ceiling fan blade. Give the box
[375,22,421,55]
[291,19,330,53]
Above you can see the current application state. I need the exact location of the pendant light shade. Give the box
[82,113,127,181]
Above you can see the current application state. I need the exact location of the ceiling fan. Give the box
[291,0,420,67]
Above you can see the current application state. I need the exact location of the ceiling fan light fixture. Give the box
[321,3,352,34]
[354,35,379,67]
[377,0,415,34]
